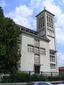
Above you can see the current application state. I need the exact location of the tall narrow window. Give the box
[50,50,55,62]
[47,16,49,26]
[42,16,44,27]
[38,16,44,29]
[51,18,53,28]
[39,18,42,28]
[47,15,53,28]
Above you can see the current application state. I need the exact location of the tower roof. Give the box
[36,9,55,17]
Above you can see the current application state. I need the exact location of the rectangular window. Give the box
[40,48,46,55]
[50,55,55,62]
[50,64,56,69]
[27,45,34,53]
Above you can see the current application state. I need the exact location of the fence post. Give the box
[29,71,31,82]
[41,71,42,76]
[51,72,52,77]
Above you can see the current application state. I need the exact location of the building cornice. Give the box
[21,30,50,42]
[50,49,57,54]
[17,25,50,42]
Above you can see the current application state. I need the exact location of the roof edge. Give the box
[36,9,55,17]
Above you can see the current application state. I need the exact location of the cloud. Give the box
[57,52,64,66]
[56,27,64,44]
[58,0,63,5]
[5,5,36,29]
[30,0,64,44]
[41,0,62,18]
[55,12,64,44]
[61,0,64,4]
[0,0,7,7]
[39,0,64,45]
[30,0,64,67]
[30,0,42,9]
[5,0,64,44]
[4,0,64,67]
[56,13,64,29]
[30,0,62,17]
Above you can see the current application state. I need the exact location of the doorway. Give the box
[34,65,40,73]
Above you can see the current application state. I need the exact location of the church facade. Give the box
[18,9,58,74]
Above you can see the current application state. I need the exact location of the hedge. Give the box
[1,72,63,83]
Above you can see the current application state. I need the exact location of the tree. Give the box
[0,7,21,74]
[0,7,4,18]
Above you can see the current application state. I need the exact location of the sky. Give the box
[0,0,64,67]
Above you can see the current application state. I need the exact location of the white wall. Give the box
[38,29,46,36]
[47,36,55,50]
[47,30,54,37]
[20,33,51,72]
[40,40,50,72]
[19,33,58,73]
[20,33,34,71]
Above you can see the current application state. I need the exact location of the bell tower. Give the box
[36,9,46,37]
[36,9,58,72]
[36,9,55,50]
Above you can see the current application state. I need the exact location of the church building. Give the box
[18,9,58,75]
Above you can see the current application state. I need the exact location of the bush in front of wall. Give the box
[1,72,63,83]
[1,76,12,83]
[1,72,29,83]
[48,76,61,81]
[30,74,48,81]
[15,72,29,82]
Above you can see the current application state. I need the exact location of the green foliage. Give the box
[48,76,61,81]
[1,72,48,83]
[15,72,29,82]
[1,72,64,83]
[0,7,21,73]
[60,76,64,80]
[0,7,4,17]
[30,74,48,81]
[1,76,12,83]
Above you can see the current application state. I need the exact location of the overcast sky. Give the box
[0,0,64,67]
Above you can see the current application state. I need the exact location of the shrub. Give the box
[1,76,12,83]
[30,74,48,81]
[1,72,62,83]
[15,72,29,82]
[1,72,29,83]
[48,76,61,81]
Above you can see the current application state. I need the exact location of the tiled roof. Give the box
[59,67,64,70]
